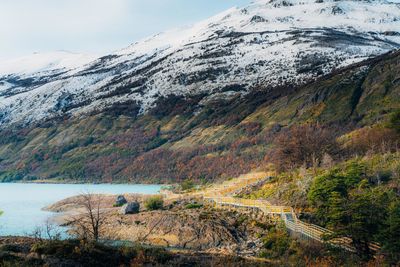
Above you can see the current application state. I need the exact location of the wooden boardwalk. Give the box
[201,173,380,253]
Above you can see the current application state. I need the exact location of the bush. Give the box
[181,180,195,191]
[388,109,400,133]
[185,203,203,209]
[259,224,293,259]
[144,196,164,211]
[268,123,338,172]
[0,171,25,183]
[342,127,399,155]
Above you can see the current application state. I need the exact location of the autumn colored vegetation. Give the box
[0,51,399,185]
[245,111,400,263]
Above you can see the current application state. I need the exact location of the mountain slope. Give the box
[0,50,398,183]
[0,51,96,76]
[0,0,399,126]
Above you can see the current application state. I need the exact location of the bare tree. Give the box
[29,219,62,242]
[67,192,107,242]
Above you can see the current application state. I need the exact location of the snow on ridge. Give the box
[111,0,400,67]
[0,51,97,76]
[0,0,399,127]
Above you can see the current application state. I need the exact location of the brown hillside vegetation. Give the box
[0,51,399,183]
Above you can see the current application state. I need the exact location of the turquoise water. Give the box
[0,183,161,236]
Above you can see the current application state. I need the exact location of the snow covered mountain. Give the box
[0,51,96,77]
[0,0,399,126]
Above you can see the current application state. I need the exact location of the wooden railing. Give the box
[202,175,380,253]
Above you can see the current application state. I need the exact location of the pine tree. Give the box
[379,200,400,263]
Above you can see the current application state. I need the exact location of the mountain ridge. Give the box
[0,0,399,127]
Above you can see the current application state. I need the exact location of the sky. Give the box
[0,0,250,60]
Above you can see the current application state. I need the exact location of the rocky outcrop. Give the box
[120,202,140,215]
[115,195,128,207]
[107,206,266,256]
[48,194,268,256]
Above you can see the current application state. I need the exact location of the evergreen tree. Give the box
[379,200,400,263]
[326,191,347,233]
[308,164,392,259]
[344,188,389,259]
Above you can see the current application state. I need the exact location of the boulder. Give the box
[246,242,256,249]
[120,202,140,215]
[271,123,282,133]
[115,195,127,207]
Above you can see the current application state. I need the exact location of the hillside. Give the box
[0,0,399,183]
[0,49,399,183]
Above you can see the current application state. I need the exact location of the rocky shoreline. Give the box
[45,193,269,257]
[0,193,274,266]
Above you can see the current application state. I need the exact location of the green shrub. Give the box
[234,215,248,227]
[145,196,164,211]
[259,225,293,259]
[181,180,195,191]
[0,171,25,182]
[145,137,168,151]
[185,203,203,209]
[388,109,400,133]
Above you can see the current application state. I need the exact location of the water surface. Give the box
[0,183,161,236]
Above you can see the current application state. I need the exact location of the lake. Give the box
[0,183,162,237]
